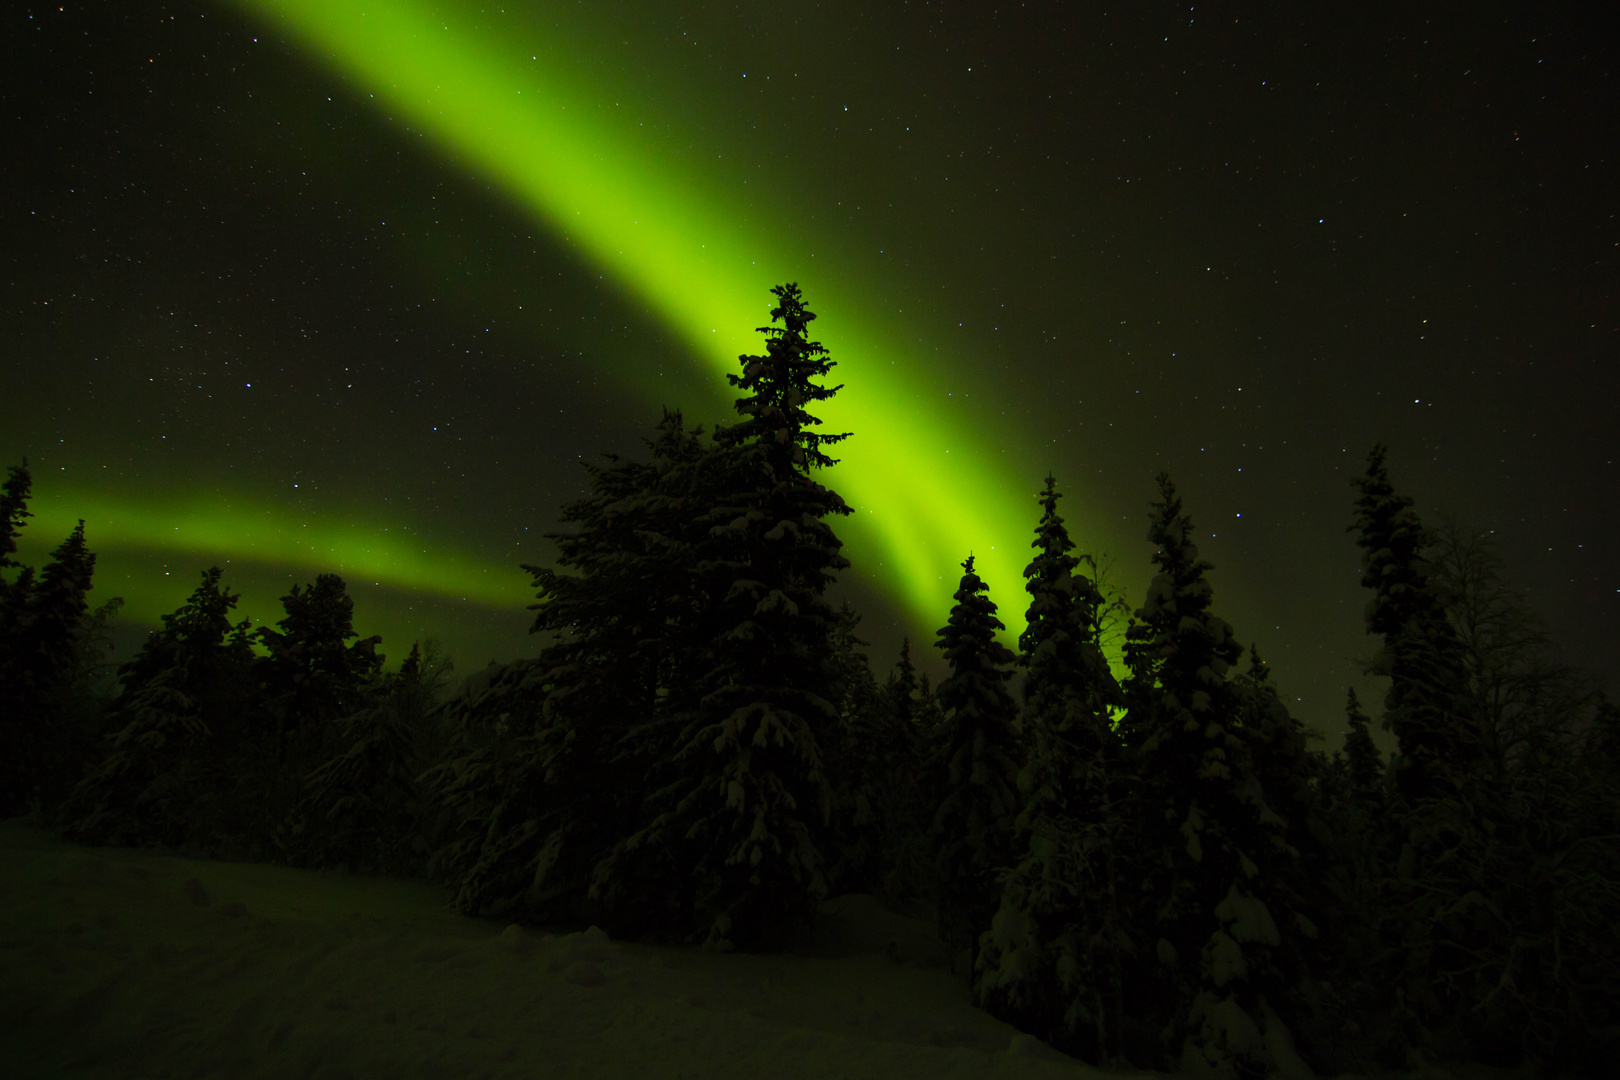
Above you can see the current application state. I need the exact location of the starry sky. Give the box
[4,0,1616,745]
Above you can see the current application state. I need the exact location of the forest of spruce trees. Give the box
[2,283,1617,1079]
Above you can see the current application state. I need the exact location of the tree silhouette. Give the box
[930,553,1020,977]
[1351,445,1475,804]
[255,573,383,768]
[1119,473,1302,1077]
[427,410,718,924]
[593,284,853,950]
[1,519,98,817]
[1362,505,1620,1073]
[1341,688,1384,801]
[0,459,32,590]
[976,475,1133,1063]
[285,641,453,878]
[62,568,255,849]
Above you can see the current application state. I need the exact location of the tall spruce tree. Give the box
[595,284,852,950]
[1013,475,1122,793]
[7,521,96,704]
[1118,474,1303,1078]
[930,553,1020,976]
[976,475,1133,1063]
[1350,446,1475,804]
[1350,449,1509,1066]
[1231,645,1322,904]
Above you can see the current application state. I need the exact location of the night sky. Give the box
[5,0,1616,747]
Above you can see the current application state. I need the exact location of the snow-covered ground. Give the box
[0,820,1526,1080]
[0,819,1141,1079]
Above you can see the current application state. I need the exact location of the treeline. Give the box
[2,284,1616,1078]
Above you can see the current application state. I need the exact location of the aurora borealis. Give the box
[5,1,1616,736]
[218,0,1043,641]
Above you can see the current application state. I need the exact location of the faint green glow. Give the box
[22,489,524,608]
[229,0,1037,634]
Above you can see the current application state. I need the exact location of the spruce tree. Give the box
[596,284,852,949]
[885,636,919,725]
[1349,450,1516,1065]
[423,655,552,914]
[429,410,715,923]
[976,475,1132,1063]
[1350,446,1475,804]
[9,521,96,703]
[871,637,938,908]
[286,641,452,878]
[255,573,383,767]
[1118,474,1301,1078]
[0,460,37,812]
[1229,644,1347,1072]
[0,459,31,593]
[1341,688,1383,801]
[0,520,98,818]
[0,461,36,721]
[824,609,942,908]
[930,553,1020,976]
[63,568,256,849]
[914,670,946,735]
[822,606,892,896]
[1231,645,1321,893]
[531,410,718,921]
[1013,475,1122,789]
[1305,685,1403,1074]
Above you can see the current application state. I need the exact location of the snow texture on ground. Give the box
[0,821,1529,1080]
[0,820,1148,1079]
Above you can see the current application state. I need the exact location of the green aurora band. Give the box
[23,488,516,608]
[47,0,1049,646]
